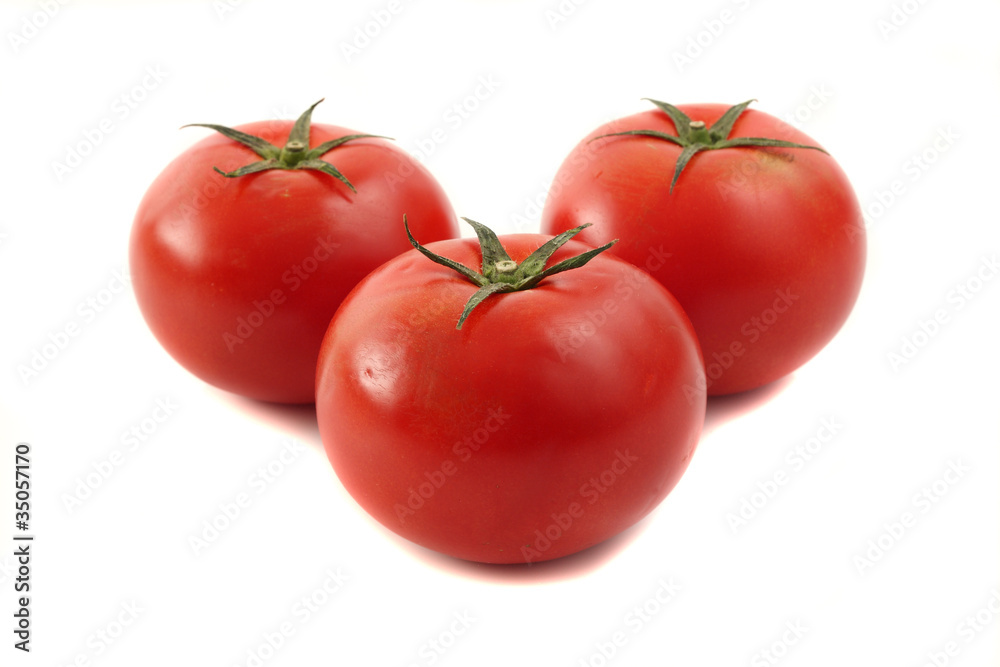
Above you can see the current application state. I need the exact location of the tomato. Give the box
[540,99,866,395]
[315,218,706,564]
[129,100,459,404]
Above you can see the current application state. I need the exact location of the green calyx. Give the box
[183,98,389,192]
[592,98,828,193]
[405,216,617,330]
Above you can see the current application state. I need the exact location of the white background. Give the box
[2,0,999,665]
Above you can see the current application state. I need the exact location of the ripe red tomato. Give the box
[541,99,866,395]
[130,101,458,403]
[315,219,706,564]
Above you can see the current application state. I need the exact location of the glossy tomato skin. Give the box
[130,120,458,403]
[315,235,706,564]
[540,104,865,395]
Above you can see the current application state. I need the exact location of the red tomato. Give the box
[541,100,866,395]
[130,101,458,403]
[315,220,706,564]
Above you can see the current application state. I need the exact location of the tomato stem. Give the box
[687,120,711,144]
[182,99,392,192]
[589,98,828,193]
[495,260,518,275]
[404,216,617,330]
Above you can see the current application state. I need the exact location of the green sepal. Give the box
[211,159,278,178]
[512,223,591,279]
[182,123,281,159]
[463,217,514,282]
[706,98,755,142]
[457,282,515,329]
[716,136,828,153]
[404,216,488,288]
[669,144,707,193]
[183,99,391,191]
[515,239,617,290]
[286,98,322,147]
[589,98,829,193]
[512,224,616,288]
[296,159,357,192]
[405,217,618,330]
[589,128,685,148]
[310,133,388,156]
[642,98,694,140]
